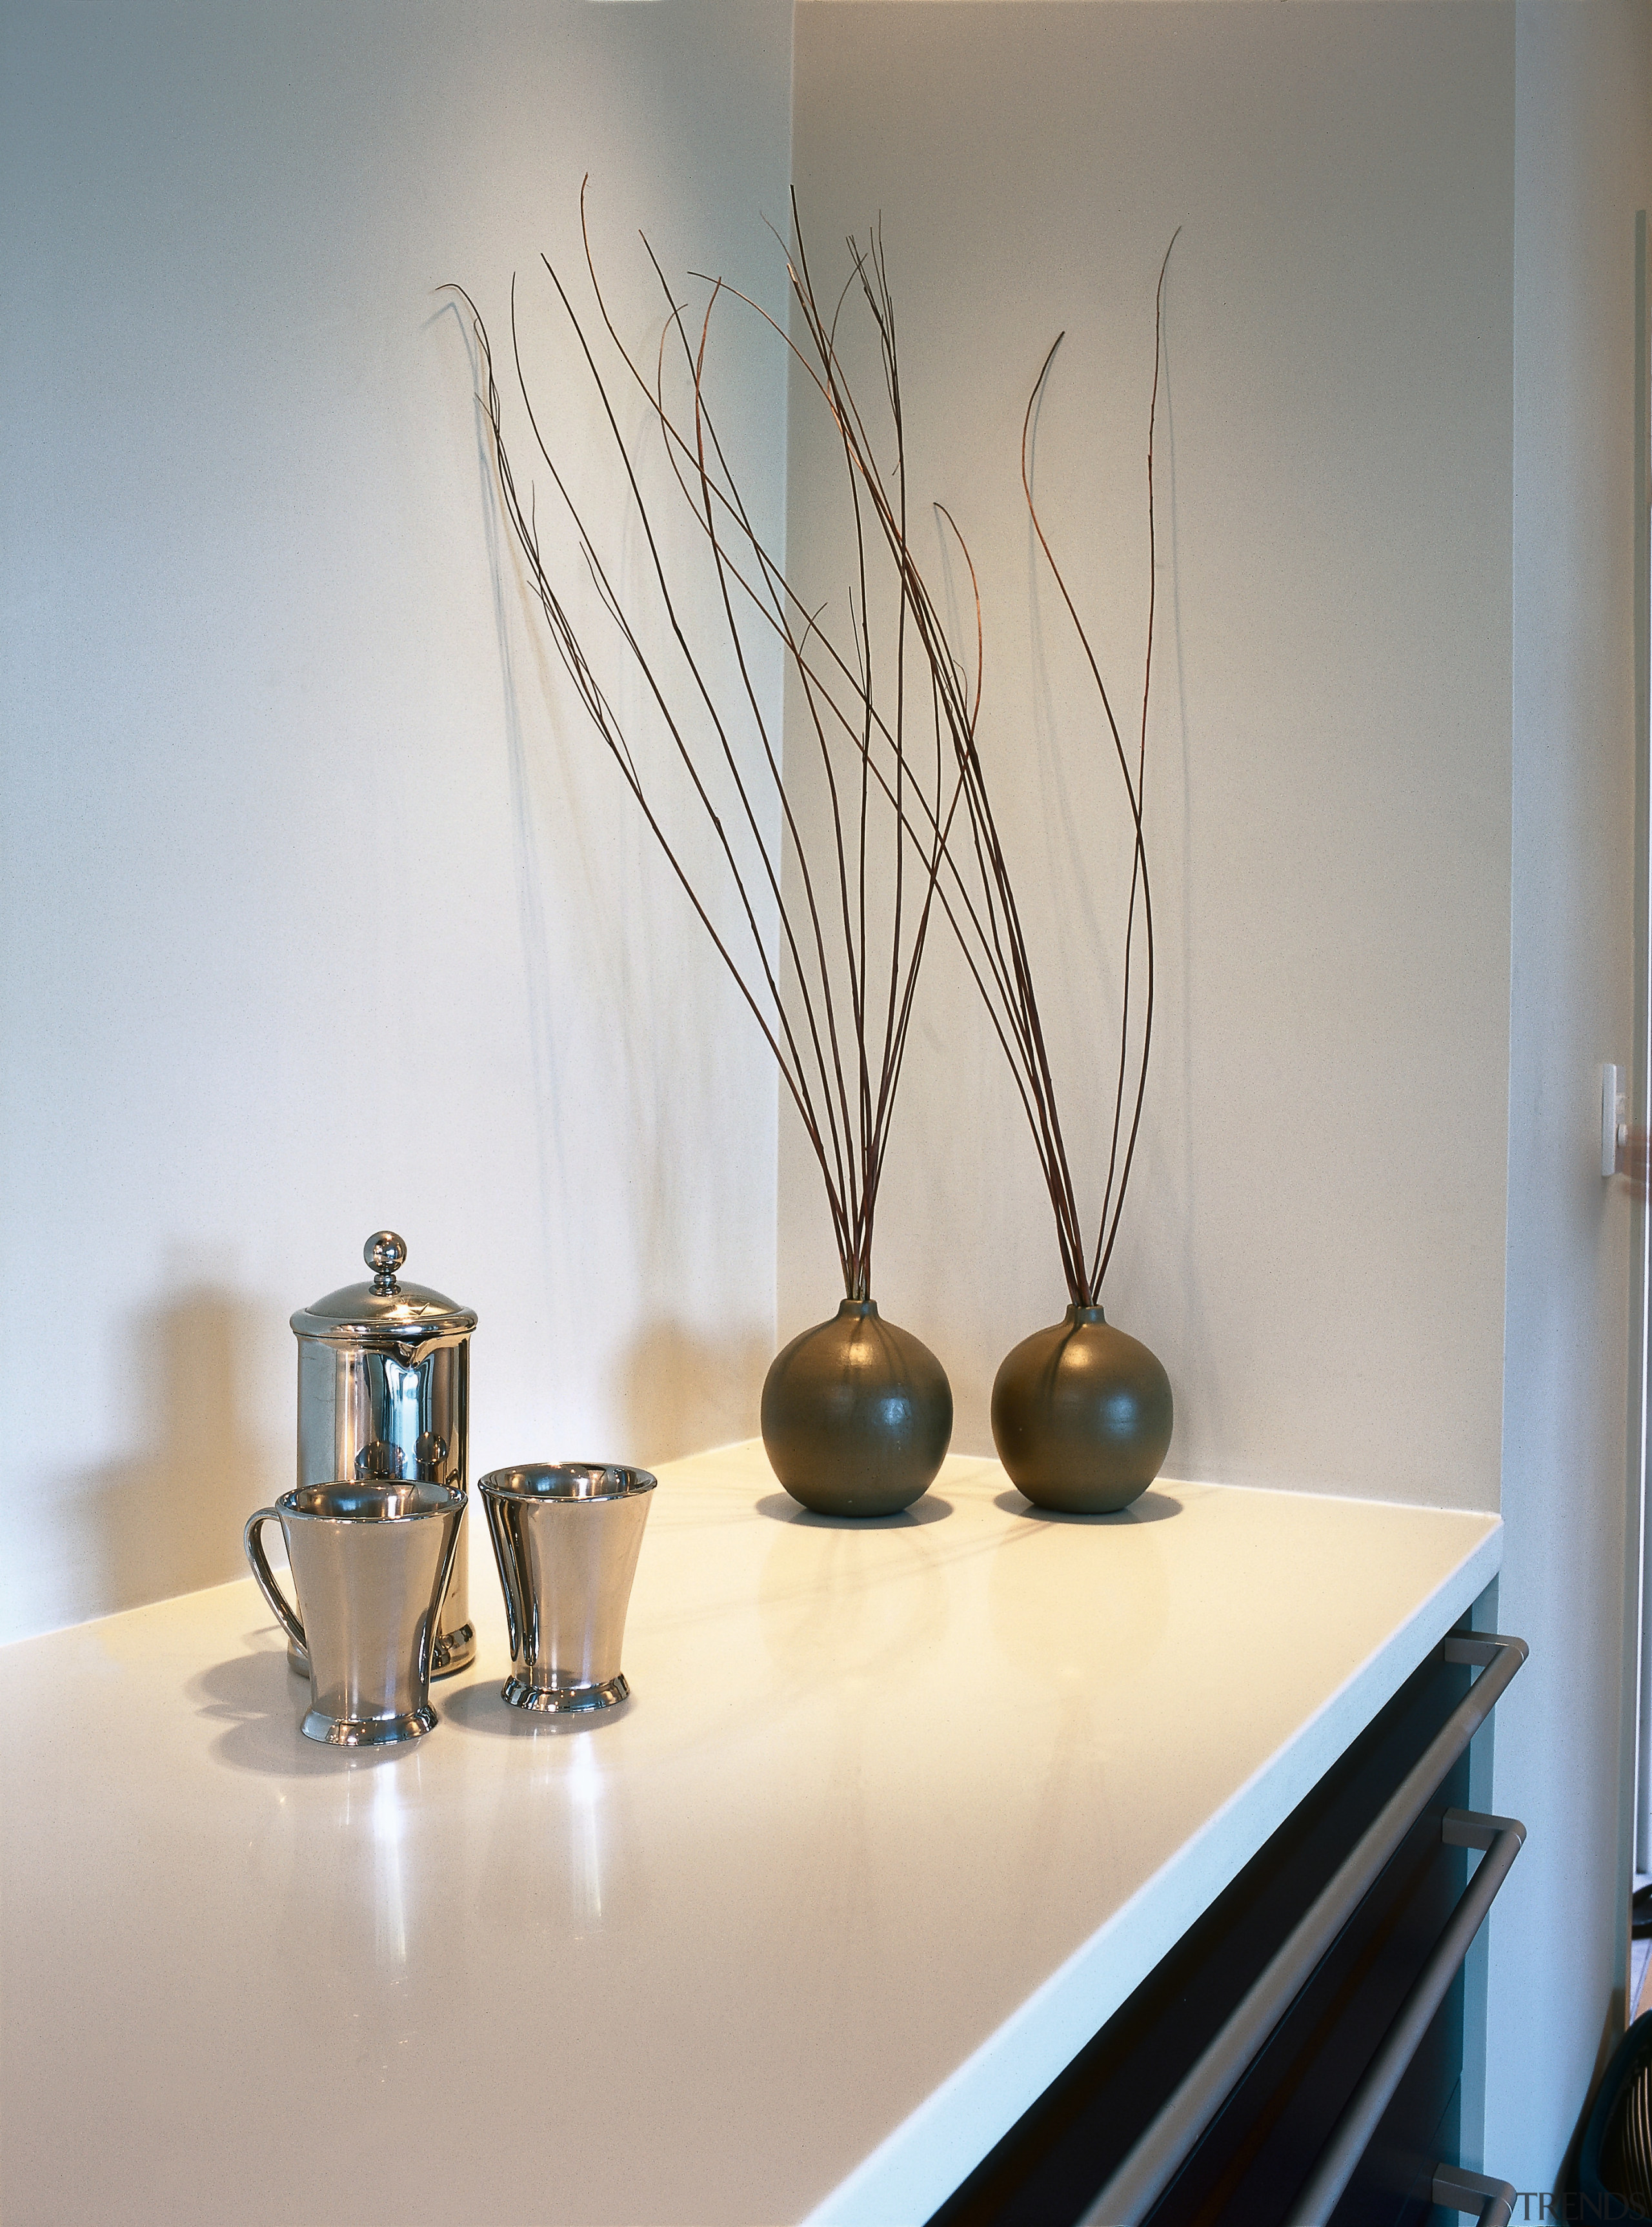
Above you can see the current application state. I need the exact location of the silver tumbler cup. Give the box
[479,1464,656,1713]
[244,1480,465,1746]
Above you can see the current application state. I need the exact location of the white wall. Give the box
[784,2,1515,1512]
[7,0,1650,2194]
[1482,0,1652,2190]
[0,0,794,1644]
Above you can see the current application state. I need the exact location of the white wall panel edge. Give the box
[1487,0,1652,2190]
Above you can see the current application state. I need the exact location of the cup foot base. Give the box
[500,1671,630,1713]
[288,1625,476,1682]
[301,1705,436,1746]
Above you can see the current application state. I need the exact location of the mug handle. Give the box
[243,1509,306,1651]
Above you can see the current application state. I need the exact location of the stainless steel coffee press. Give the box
[288,1232,476,1677]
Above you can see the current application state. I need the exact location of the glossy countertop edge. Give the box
[805,1512,1504,2227]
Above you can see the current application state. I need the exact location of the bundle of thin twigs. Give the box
[452,189,971,1303]
[895,237,1180,1311]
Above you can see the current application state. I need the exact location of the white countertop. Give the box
[0,1444,1500,2227]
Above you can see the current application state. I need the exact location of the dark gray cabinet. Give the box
[931,1632,1524,2227]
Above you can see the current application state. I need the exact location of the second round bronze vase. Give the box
[992,1303,1173,1514]
[761,1299,952,1518]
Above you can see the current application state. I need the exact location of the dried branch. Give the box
[452,193,965,1302]
[908,232,1181,1308]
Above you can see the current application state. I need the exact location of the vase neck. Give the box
[837,1297,880,1320]
[1065,1303,1107,1326]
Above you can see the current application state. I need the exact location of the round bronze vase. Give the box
[761,1299,952,1518]
[992,1304,1173,1514]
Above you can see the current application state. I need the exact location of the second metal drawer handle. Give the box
[1282,1807,1526,2223]
[1079,1631,1527,2227]
[1433,2162,1519,2227]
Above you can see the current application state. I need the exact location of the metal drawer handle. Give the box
[1079,1631,1527,2227]
[1432,2163,1518,2227]
[1282,1807,1526,2222]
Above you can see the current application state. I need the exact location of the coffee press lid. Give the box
[290,1232,478,1341]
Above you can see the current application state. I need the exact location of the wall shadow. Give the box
[55,1285,280,1625]
[992,1485,1184,1525]
[754,1489,954,1529]
[188,1634,405,1780]
[612,1316,770,1467]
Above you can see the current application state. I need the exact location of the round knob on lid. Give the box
[365,1230,406,1295]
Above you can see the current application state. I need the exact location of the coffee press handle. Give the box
[483,1494,525,1662]
[243,1509,307,1652]
[428,1489,468,1671]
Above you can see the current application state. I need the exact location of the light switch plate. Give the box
[1603,1063,1629,1178]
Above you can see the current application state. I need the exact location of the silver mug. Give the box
[244,1480,465,1746]
[479,1464,656,1712]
